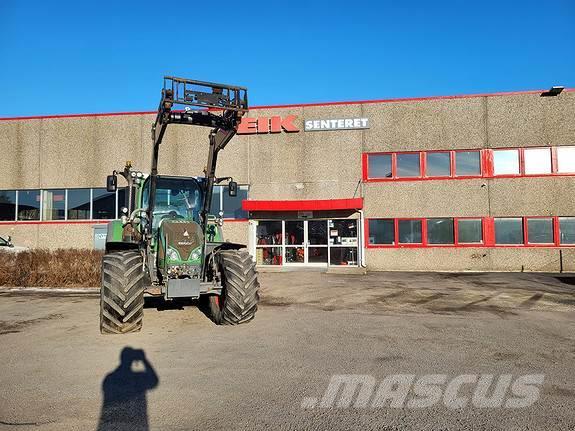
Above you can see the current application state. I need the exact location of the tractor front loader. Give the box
[100,77,259,334]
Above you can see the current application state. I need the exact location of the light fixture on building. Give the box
[540,86,564,97]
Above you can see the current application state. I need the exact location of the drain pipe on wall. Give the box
[353,179,367,269]
[358,209,367,268]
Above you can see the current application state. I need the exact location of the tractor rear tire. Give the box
[208,249,259,325]
[100,250,145,334]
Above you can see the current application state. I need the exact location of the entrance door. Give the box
[284,220,305,264]
[284,220,329,265]
[306,220,329,265]
[254,219,359,267]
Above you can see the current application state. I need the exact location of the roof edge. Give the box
[1,88,573,121]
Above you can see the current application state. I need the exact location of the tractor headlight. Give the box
[191,250,201,261]
[166,247,180,261]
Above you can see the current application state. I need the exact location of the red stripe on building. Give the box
[242,198,363,212]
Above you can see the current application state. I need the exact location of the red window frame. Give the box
[395,152,423,179]
[366,218,395,246]
[424,151,452,179]
[554,146,575,175]
[454,217,485,246]
[524,216,555,246]
[491,148,522,178]
[365,216,575,249]
[363,146,575,182]
[558,217,575,245]
[453,150,484,178]
[523,147,553,176]
[426,217,455,245]
[396,218,425,247]
[363,149,485,182]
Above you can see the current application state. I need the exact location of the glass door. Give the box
[253,219,359,267]
[284,220,305,264]
[307,220,328,265]
[328,219,359,266]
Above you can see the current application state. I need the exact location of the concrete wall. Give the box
[1,90,575,272]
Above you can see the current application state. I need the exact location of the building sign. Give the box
[237,115,299,134]
[237,115,370,134]
[304,118,369,132]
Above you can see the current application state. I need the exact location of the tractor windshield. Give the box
[143,177,203,231]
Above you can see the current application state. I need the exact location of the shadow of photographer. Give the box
[97,347,159,431]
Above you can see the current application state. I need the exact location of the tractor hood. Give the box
[160,220,203,261]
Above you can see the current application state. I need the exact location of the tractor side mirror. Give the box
[228,181,238,197]
[106,175,117,193]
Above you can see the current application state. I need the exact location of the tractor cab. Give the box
[142,175,204,234]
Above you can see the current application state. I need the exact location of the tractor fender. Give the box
[211,242,247,252]
[105,220,139,253]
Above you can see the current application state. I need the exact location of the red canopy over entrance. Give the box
[241,198,363,212]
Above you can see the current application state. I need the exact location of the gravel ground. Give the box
[0,271,574,430]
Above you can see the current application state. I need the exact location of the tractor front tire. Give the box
[208,249,259,325]
[100,250,145,334]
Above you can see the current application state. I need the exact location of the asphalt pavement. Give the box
[0,271,574,430]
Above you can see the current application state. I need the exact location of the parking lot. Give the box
[1,271,574,430]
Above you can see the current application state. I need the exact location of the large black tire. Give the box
[207,249,259,325]
[100,250,145,334]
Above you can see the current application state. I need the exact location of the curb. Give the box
[0,287,99,294]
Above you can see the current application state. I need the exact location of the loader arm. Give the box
[147,77,248,239]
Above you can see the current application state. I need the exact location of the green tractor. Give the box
[100,77,259,334]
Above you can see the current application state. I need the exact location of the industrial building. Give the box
[1,87,574,272]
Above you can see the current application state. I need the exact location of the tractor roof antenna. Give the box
[541,86,564,97]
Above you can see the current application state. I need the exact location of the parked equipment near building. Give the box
[100,77,259,334]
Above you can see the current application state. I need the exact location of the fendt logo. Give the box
[237,115,299,134]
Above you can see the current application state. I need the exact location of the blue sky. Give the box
[0,0,573,117]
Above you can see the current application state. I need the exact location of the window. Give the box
[117,187,136,218]
[368,154,392,179]
[256,221,282,245]
[495,218,523,245]
[457,219,483,243]
[42,189,66,221]
[0,190,16,221]
[308,220,327,245]
[398,219,422,244]
[426,152,450,177]
[524,148,552,175]
[330,247,358,266]
[285,221,304,245]
[427,218,454,244]
[222,185,248,219]
[67,189,91,220]
[557,147,575,173]
[210,186,221,216]
[559,217,575,244]
[256,247,282,265]
[17,190,40,221]
[493,149,520,176]
[330,220,357,245]
[92,188,116,220]
[368,219,395,245]
[365,146,575,182]
[396,153,420,178]
[256,220,283,265]
[455,151,481,176]
[527,218,553,244]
